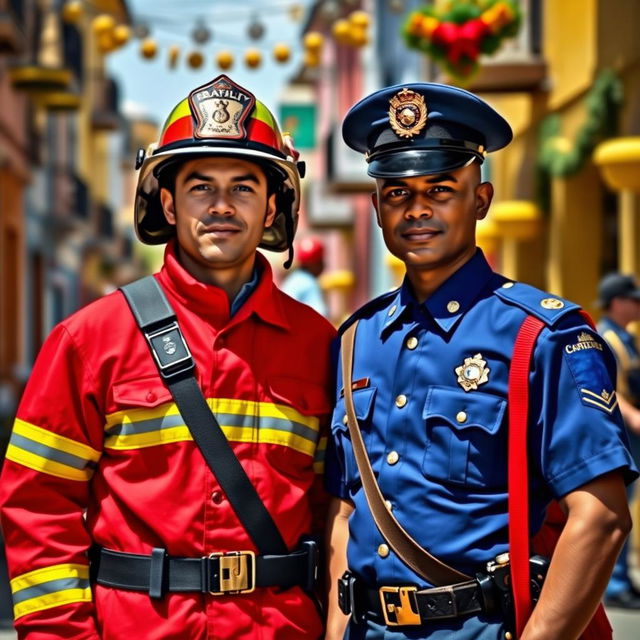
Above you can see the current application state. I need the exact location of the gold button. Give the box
[447,300,460,313]
[342,414,348,425]
[384,500,393,510]
[406,336,418,350]
[388,305,397,317]
[540,297,564,310]
[456,411,467,423]
[378,544,390,558]
[387,451,399,465]
[395,394,407,408]
[502,282,514,289]
[505,633,513,640]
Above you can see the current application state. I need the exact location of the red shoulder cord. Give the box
[509,309,611,639]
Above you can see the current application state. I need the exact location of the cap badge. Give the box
[455,353,490,392]
[189,74,256,140]
[389,88,427,139]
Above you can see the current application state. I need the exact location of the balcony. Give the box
[92,74,121,131]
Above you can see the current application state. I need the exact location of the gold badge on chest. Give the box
[455,354,490,392]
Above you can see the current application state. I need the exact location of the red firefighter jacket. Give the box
[0,242,336,640]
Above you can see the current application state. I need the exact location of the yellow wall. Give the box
[544,0,597,111]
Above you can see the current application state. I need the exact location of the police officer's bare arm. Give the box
[521,471,631,640]
[325,497,354,640]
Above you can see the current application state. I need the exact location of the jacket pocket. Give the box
[111,377,173,409]
[331,387,377,490]
[422,386,507,488]
[105,377,178,450]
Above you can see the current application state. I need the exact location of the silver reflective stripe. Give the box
[107,412,318,442]
[9,433,93,470]
[11,577,91,604]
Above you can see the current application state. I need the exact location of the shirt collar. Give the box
[157,240,289,330]
[380,249,495,336]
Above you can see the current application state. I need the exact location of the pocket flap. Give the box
[268,376,332,416]
[112,377,173,408]
[333,387,377,429]
[422,386,506,434]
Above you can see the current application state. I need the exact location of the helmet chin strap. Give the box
[280,188,296,269]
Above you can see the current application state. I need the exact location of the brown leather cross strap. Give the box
[341,320,471,586]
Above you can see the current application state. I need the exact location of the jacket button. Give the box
[146,391,156,403]
[406,336,418,350]
[342,414,348,425]
[211,490,223,504]
[378,544,390,558]
[395,394,407,408]
[386,451,399,465]
[456,411,468,424]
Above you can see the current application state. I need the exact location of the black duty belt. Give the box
[94,543,317,599]
[338,571,484,627]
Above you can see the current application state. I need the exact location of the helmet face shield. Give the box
[134,75,301,252]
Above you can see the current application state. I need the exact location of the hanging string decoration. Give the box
[403,0,521,79]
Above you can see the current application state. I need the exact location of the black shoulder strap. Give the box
[120,276,288,556]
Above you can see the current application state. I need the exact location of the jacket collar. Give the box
[157,240,289,330]
[381,249,495,336]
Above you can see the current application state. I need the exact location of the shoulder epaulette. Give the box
[494,281,580,327]
[338,288,399,336]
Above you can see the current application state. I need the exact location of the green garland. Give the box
[402,0,522,79]
[536,69,623,211]
[538,70,623,177]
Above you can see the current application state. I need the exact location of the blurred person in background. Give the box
[597,273,640,609]
[281,235,329,317]
[0,75,335,639]
[324,82,637,640]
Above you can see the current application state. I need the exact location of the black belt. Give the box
[94,542,317,599]
[338,571,484,627]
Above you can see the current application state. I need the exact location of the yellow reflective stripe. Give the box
[105,426,192,450]
[105,399,319,432]
[313,436,327,474]
[105,424,316,455]
[5,444,94,481]
[104,401,178,429]
[225,426,315,456]
[11,564,89,592]
[14,588,92,620]
[13,419,100,462]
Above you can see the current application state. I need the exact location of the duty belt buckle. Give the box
[379,586,421,626]
[209,551,256,595]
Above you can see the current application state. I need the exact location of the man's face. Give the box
[160,156,276,275]
[372,162,493,272]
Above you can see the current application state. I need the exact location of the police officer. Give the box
[324,83,638,640]
[596,273,640,608]
[0,75,335,639]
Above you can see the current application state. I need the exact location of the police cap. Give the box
[342,82,512,178]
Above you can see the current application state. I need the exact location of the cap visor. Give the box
[367,149,479,178]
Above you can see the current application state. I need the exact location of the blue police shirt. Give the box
[326,250,638,589]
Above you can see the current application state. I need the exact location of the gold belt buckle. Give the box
[379,586,421,626]
[208,551,256,595]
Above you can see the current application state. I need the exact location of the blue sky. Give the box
[107,0,312,126]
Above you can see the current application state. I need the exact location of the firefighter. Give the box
[0,75,335,639]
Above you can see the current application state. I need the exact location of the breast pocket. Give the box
[263,377,333,477]
[331,387,377,491]
[105,377,177,450]
[422,386,507,489]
